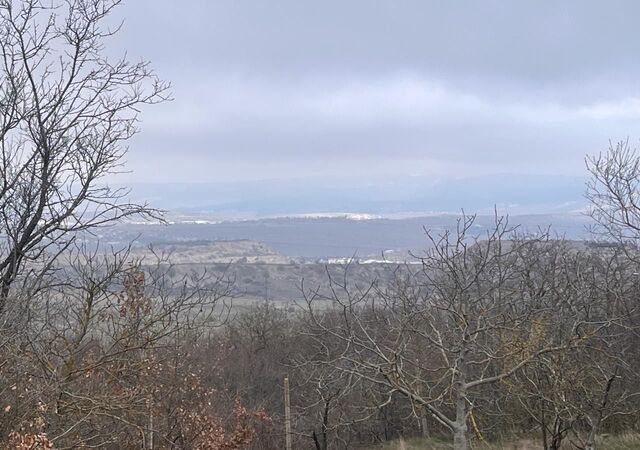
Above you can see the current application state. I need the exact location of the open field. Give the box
[367,434,640,450]
[100,213,593,259]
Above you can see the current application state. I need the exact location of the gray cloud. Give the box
[110,1,640,182]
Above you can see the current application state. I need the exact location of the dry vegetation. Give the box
[131,240,294,265]
[3,1,640,449]
[369,434,640,450]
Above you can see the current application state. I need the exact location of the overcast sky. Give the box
[111,1,640,183]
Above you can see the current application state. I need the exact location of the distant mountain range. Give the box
[123,174,587,220]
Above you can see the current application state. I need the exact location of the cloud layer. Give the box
[112,1,640,182]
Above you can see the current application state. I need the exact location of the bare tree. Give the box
[0,0,169,312]
[0,243,237,448]
[586,139,640,247]
[301,215,608,450]
[507,244,640,450]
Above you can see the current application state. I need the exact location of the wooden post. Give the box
[284,376,292,450]
[149,396,154,450]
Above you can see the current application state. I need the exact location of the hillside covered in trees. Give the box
[2,1,640,450]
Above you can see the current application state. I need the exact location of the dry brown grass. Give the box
[369,433,640,450]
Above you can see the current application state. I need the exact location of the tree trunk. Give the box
[585,426,597,450]
[540,402,549,450]
[453,425,468,450]
[0,261,16,314]
[420,416,429,438]
[453,384,469,450]
[452,338,470,450]
[549,418,564,450]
